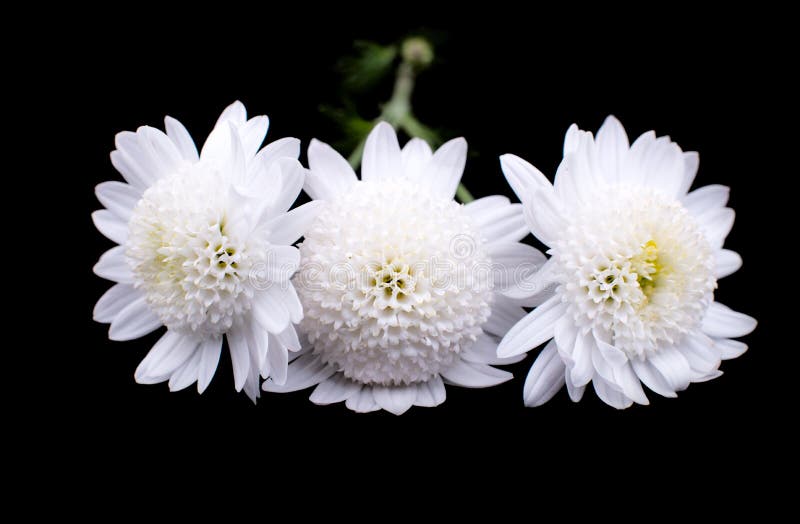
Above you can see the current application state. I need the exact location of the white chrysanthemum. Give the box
[263,122,544,414]
[92,101,321,402]
[497,116,757,408]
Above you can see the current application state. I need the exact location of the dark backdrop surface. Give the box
[70,10,783,469]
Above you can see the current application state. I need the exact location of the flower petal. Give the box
[702,302,757,338]
[631,358,677,398]
[94,284,140,323]
[714,338,748,360]
[93,246,133,283]
[696,207,735,249]
[414,376,446,407]
[401,137,433,180]
[497,295,566,358]
[361,122,401,181]
[251,285,291,333]
[499,154,552,206]
[594,115,629,184]
[263,200,324,245]
[197,336,223,393]
[372,384,418,415]
[92,210,128,245]
[683,184,730,216]
[135,331,199,384]
[426,137,467,199]
[164,116,199,162]
[95,181,140,222]
[715,249,742,279]
[306,138,358,199]
[440,359,512,388]
[345,386,381,413]
[593,376,634,409]
[227,327,251,392]
[109,296,161,341]
[309,374,361,405]
[262,354,336,393]
[523,340,566,407]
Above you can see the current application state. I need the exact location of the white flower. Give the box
[497,116,757,408]
[263,122,543,414]
[93,101,321,402]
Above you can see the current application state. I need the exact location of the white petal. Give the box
[93,246,133,283]
[476,204,529,245]
[245,322,270,377]
[263,200,324,245]
[631,358,677,398]
[274,323,302,352]
[113,130,163,186]
[414,376,446,407]
[642,138,685,198]
[239,115,269,159]
[164,116,199,162]
[258,245,300,283]
[462,331,524,365]
[489,244,545,295]
[216,101,247,126]
[227,327,251,392]
[197,336,223,393]
[110,149,151,191]
[648,347,693,392]
[615,362,649,405]
[138,126,184,176]
[266,342,289,385]
[168,348,203,392]
[715,249,742,279]
[596,339,628,368]
[251,286,290,333]
[702,302,757,338]
[594,115,629,184]
[680,332,721,375]
[678,151,699,196]
[135,331,198,384]
[262,354,336,393]
[499,257,558,301]
[92,210,128,245]
[714,338,748,360]
[522,187,565,248]
[683,184,730,216]
[361,122,401,181]
[372,384,418,415]
[305,139,357,200]
[95,181,140,222]
[499,154,552,206]
[255,137,301,172]
[263,158,306,217]
[563,123,580,155]
[309,374,361,405]
[696,207,735,249]
[425,137,467,199]
[440,359,512,388]
[569,329,595,387]
[593,377,634,409]
[345,385,381,413]
[523,340,566,407]
[483,295,529,338]
[109,296,161,341]
[565,372,586,402]
[497,295,566,358]
[401,137,433,180]
[94,284,140,323]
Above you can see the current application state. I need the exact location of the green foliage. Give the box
[338,41,398,93]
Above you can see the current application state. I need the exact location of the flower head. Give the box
[93,101,321,402]
[498,116,756,408]
[264,122,544,414]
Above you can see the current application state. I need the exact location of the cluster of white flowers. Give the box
[93,102,755,413]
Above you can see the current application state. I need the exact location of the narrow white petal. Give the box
[274,323,302,352]
[497,295,566,358]
[499,257,558,301]
[264,158,306,216]
[615,362,649,405]
[168,348,203,392]
[92,210,128,245]
[135,331,198,383]
[306,138,358,199]
[565,371,586,402]
[263,200,324,245]
[197,336,223,393]
[239,115,269,159]
[414,376,446,407]
[593,377,634,409]
[522,187,565,247]
[372,384,418,415]
[345,385,381,413]
[569,330,595,387]
[488,243,545,295]
[109,296,161,341]
[361,122,401,181]
[251,286,290,333]
[476,204,529,245]
[94,284,140,323]
[631,358,677,398]
[95,181,140,221]
[594,115,629,184]
[683,184,730,216]
[648,347,693,392]
[164,116,199,162]
[309,374,361,405]
[464,195,509,217]
[254,137,301,173]
[462,331,524,365]
[114,130,163,186]
[401,137,433,180]
[93,246,133,283]
[523,340,566,407]
[499,154,552,205]
[715,249,743,279]
[426,137,467,199]
[110,149,151,190]
[596,338,628,368]
[714,338,748,360]
[258,245,300,283]
[702,302,757,338]
[138,126,184,176]
[440,359,512,388]
[262,354,336,393]
[696,207,735,249]
[216,101,247,126]
[267,343,289,385]
[680,333,721,375]
[227,327,251,392]
[553,317,578,366]
[677,151,699,196]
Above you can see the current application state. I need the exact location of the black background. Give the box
[65,9,787,474]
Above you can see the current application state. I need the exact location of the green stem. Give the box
[347,40,474,204]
